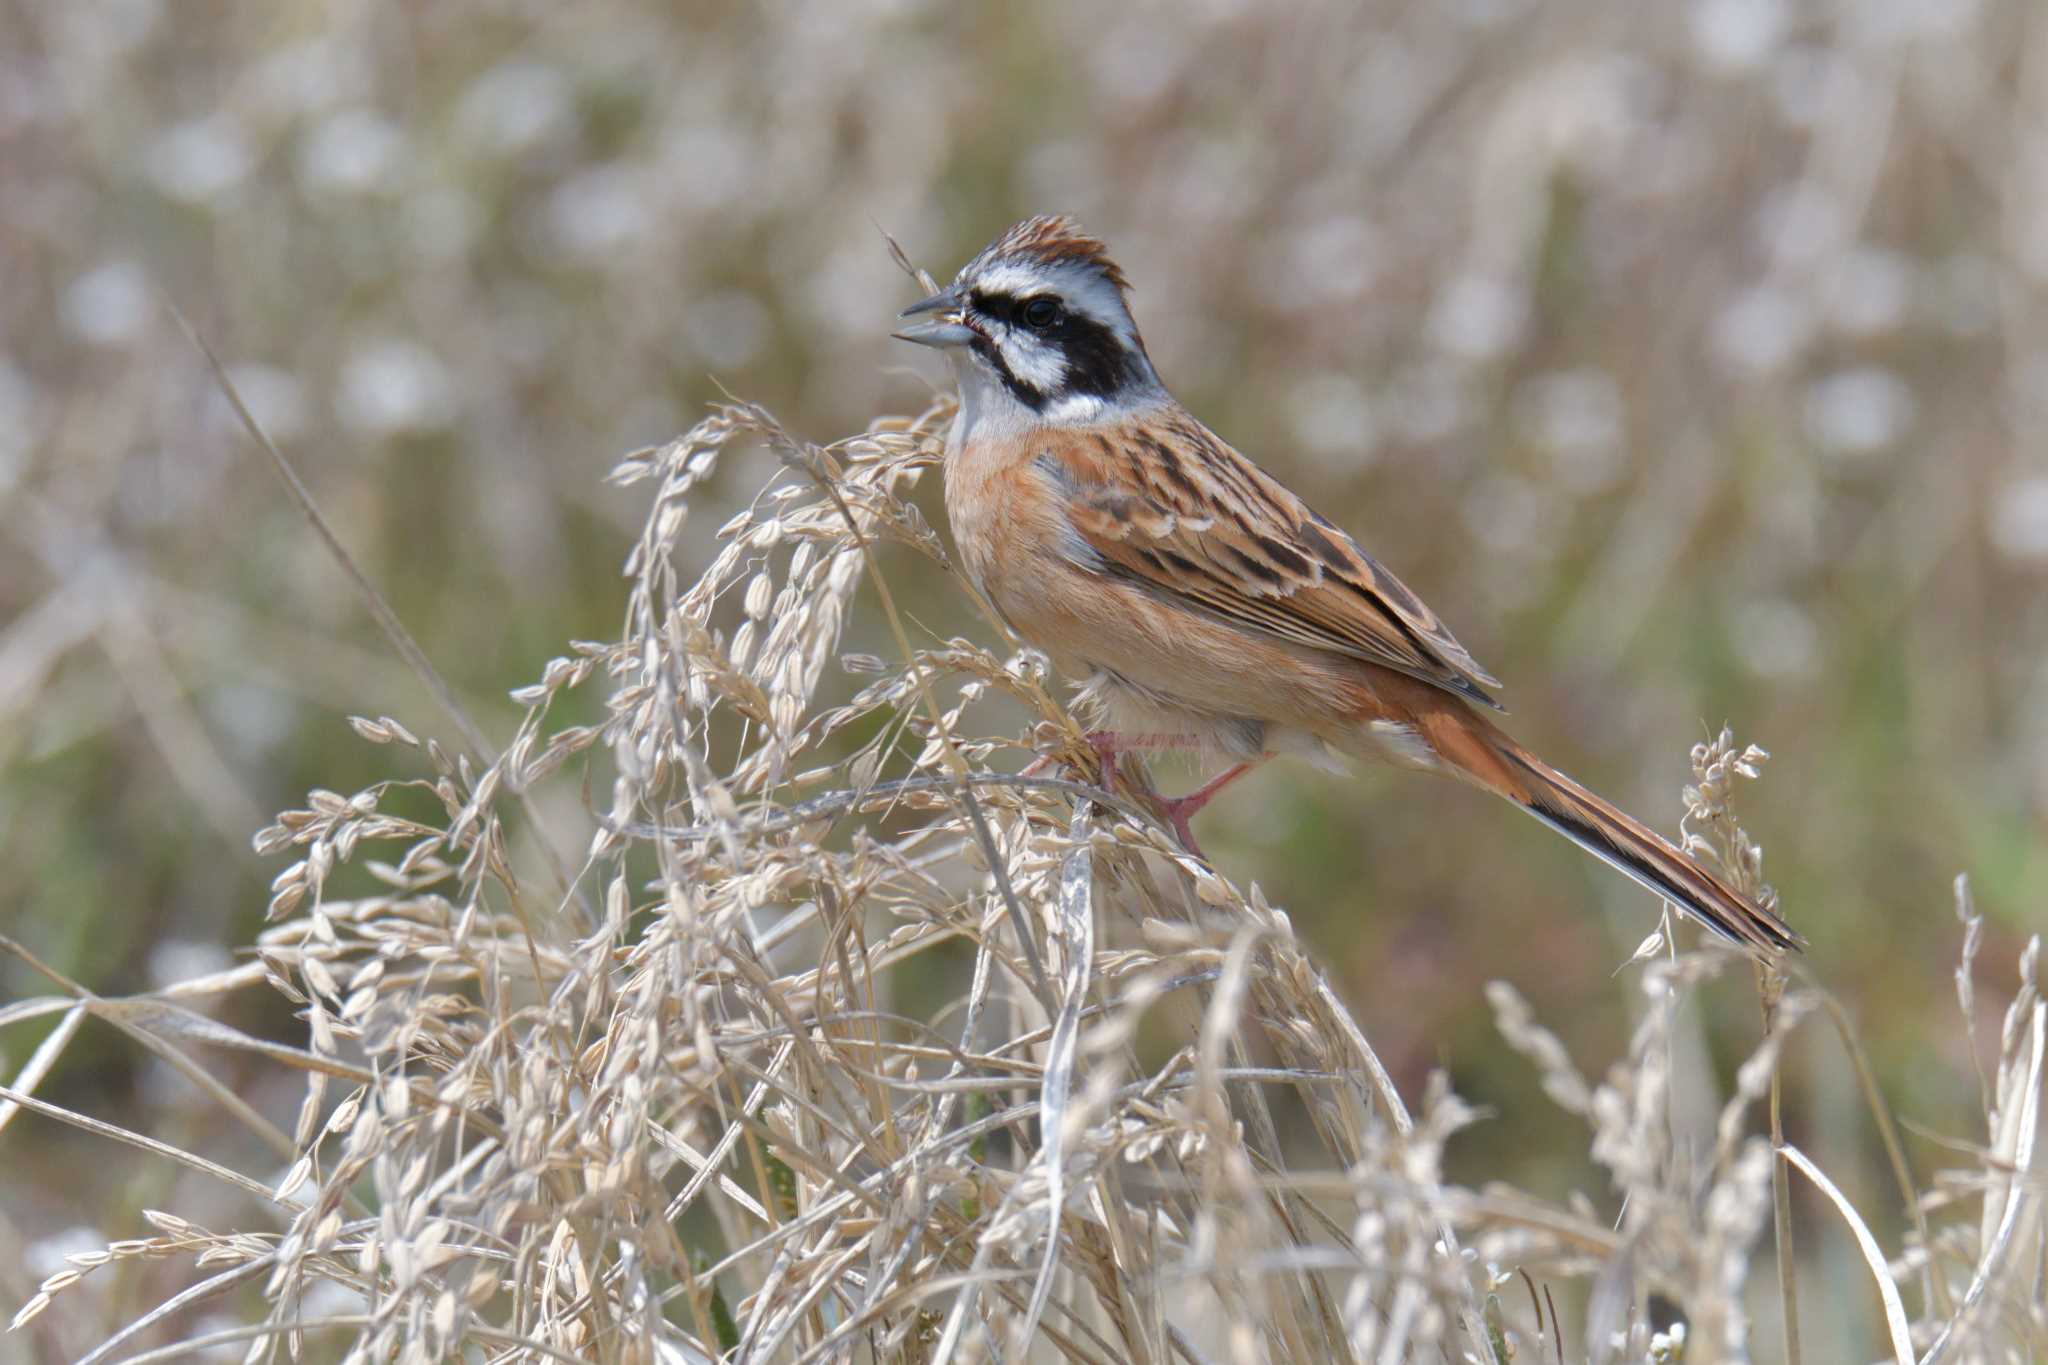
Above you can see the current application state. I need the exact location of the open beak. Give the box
[892,287,975,348]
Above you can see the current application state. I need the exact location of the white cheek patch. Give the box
[997,328,1067,394]
[949,352,1050,441]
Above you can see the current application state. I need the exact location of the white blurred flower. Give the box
[298,108,407,195]
[662,125,752,213]
[1650,1319,1690,1362]
[686,290,771,370]
[1818,247,1912,336]
[1731,598,1819,678]
[144,113,253,203]
[300,1278,367,1319]
[1501,54,1650,182]
[215,364,308,443]
[1514,368,1627,494]
[1770,45,1841,129]
[807,244,895,338]
[1274,215,1381,311]
[1286,372,1379,463]
[1803,366,1914,456]
[1689,0,1786,72]
[1755,182,1847,269]
[1925,254,1998,336]
[1462,472,1561,557]
[62,260,151,346]
[207,681,298,757]
[336,339,456,435]
[1711,284,1814,376]
[1155,135,1246,227]
[50,0,159,81]
[1989,476,2048,564]
[1385,363,1471,443]
[1427,272,1526,360]
[250,36,366,117]
[27,1226,106,1280]
[546,163,652,259]
[456,60,574,154]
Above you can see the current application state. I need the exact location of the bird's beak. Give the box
[893,287,975,348]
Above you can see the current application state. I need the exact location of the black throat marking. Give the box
[969,332,1047,412]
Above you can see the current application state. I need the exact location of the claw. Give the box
[1160,797,1206,858]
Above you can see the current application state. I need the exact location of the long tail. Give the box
[1405,707,1802,956]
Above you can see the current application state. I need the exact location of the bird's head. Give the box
[894,215,1162,427]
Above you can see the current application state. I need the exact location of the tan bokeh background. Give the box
[3,0,2041,1355]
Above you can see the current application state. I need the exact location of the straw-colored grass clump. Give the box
[5,396,2043,1364]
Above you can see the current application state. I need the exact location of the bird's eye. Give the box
[1022,297,1059,329]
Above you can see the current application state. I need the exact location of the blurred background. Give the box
[2,0,2042,1356]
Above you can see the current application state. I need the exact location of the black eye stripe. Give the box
[960,278,1152,404]
[968,289,1062,326]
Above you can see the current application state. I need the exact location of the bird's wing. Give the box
[1042,414,1504,710]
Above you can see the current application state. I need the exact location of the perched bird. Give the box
[894,215,1798,955]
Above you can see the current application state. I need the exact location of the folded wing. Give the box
[1044,416,1504,710]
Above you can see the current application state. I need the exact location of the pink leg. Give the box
[1072,731,1266,857]
[1158,761,1262,856]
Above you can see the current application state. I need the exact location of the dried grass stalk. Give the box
[7,398,2042,1364]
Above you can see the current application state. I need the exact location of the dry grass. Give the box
[2,391,2042,1363]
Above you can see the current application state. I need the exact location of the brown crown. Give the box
[973,215,1131,292]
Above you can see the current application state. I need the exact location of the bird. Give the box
[892,215,1799,956]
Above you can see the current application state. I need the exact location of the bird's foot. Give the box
[1159,797,1206,858]
[1064,732,1263,857]
[1154,761,1256,859]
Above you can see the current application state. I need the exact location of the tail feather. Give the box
[1506,743,1801,955]
[1412,709,1801,955]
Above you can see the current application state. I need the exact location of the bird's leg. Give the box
[1067,732,1263,857]
[1157,760,1263,857]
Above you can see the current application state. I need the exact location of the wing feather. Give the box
[1043,415,1504,709]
